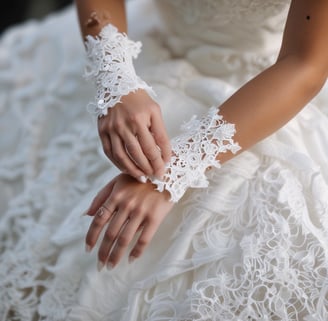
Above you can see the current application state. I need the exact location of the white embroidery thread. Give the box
[151,107,241,202]
[84,24,155,117]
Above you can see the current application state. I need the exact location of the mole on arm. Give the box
[85,12,100,28]
[306,15,311,20]
[85,11,111,29]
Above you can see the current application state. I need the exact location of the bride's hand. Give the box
[98,89,171,182]
[84,173,173,270]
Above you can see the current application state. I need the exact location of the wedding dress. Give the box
[1,0,328,320]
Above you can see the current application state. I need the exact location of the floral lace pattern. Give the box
[140,161,328,321]
[84,24,154,117]
[151,107,241,202]
[2,1,328,321]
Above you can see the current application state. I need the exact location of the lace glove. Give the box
[84,24,155,117]
[150,107,241,202]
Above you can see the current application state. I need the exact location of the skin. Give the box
[75,0,171,181]
[77,0,328,270]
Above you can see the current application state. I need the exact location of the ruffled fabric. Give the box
[1,0,328,320]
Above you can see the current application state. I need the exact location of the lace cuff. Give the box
[84,24,155,117]
[151,107,241,202]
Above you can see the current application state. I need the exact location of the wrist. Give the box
[84,23,155,117]
[149,107,241,203]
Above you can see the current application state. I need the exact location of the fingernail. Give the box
[128,255,136,264]
[81,211,90,217]
[139,175,147,183]
[85,244,92,253]
[106,261,114,271]
[97,261,105,272]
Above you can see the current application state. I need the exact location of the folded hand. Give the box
[84,173,173,270]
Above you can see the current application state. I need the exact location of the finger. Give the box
[100,134,113,161]
[110,134,146,179]
[97,207,129,264]
[99,132,132,176]
[129,221,159,261]
[137,127,166,179]
[107,215,143,268]
[85,203,116,251]
[151,112,172,164]
[123,132,153,176]
[84,180,115,216]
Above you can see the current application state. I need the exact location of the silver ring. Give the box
[96,207,105,217]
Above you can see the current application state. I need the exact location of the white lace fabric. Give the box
[151,107,241,202]
[3,1,328,321]
[84,24,154,117]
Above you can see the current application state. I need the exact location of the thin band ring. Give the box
[97,204,112,217]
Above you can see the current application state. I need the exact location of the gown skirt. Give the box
[1,1,328,320]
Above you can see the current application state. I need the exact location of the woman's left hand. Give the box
[84,173,173,270]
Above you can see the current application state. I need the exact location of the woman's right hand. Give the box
[97,89,171,181]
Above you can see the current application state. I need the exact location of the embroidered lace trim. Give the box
[84,24,154,117]
[151,107,241,202]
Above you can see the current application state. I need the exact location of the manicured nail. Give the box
[85,244,92,253]
[97,261,105,272]
[106,261,114,271]
[139,175,147,183]
[81,211,90,217]
[128,255,136,264]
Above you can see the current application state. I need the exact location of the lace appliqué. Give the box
[152,107,241,202]
[84,24,154,117]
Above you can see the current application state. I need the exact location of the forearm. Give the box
[75,0,126,38]
[151,55,327,202]
[217,55,327,164]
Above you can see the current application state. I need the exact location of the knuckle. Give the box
[92,220,102,229]
[128,113,142,124]
[105,231,116,242]
[153,162,164,172]
[147,216,158,226]
[132,206,143,217]
[110,194,121,205]
[113,151,125,162]
[121,200,134,212]
[137,237,149,247]
[113,120,124,132]
[117,235,129,247]
[154,134,166,145]
[144,148,159,160]
[125,142,138,154]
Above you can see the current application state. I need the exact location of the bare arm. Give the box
[217,0,328,164]
[75,0,127,36]
[75,0,171,182]
[85,0,328,269]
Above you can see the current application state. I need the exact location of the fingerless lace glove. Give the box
[151,107,241,202]
[84,24,155,117]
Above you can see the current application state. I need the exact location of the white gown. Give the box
[1,0,328,320]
